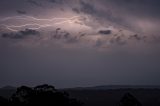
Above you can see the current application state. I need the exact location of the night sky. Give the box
[0,0,160,88]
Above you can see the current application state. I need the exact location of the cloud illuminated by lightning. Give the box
[1,15,80,22]
[0,15,85,31]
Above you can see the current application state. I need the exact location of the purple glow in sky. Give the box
[0,0,160,88]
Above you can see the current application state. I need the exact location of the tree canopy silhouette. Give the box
[0,84,82,106]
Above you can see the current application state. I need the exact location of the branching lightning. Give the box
[0,15,84,31]
[1,15,80,22]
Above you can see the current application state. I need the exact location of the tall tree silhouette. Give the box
[119,92,142,106]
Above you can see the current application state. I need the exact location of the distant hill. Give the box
[65,85,160,90]
[0,86,16,90]
[0,86,16,98]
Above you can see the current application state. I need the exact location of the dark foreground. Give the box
[67,89,160,106]
[0,85,160,106]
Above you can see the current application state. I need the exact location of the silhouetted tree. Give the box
[11,86,33,105]
[10,84,82,106]
[119,93,142,106]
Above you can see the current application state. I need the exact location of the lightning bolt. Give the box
[1,15,80,22]
[0,15,84,32]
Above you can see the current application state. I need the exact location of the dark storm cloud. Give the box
[110,32,148,45]
[52,28,80,43]
[27,0,42,7]
[94,32,149,47]
[107,0,160,18]
[72,8,80,14]
[53,28,70,40]
[1,29,39,39]
[73,0,108,18]
[128,34,146,41]
[49,0,63,4]
[79,0,96,15]
[71,0,160,34]
[98,30,112,35]
[16,10,27,14]
[20,29,39,35]
[78,0,115,23]
[72,0,125,28]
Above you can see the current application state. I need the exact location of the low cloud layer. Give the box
[1,29,39,39]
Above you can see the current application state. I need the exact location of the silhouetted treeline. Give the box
[0,84,144,106]
[0,84,82,106]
